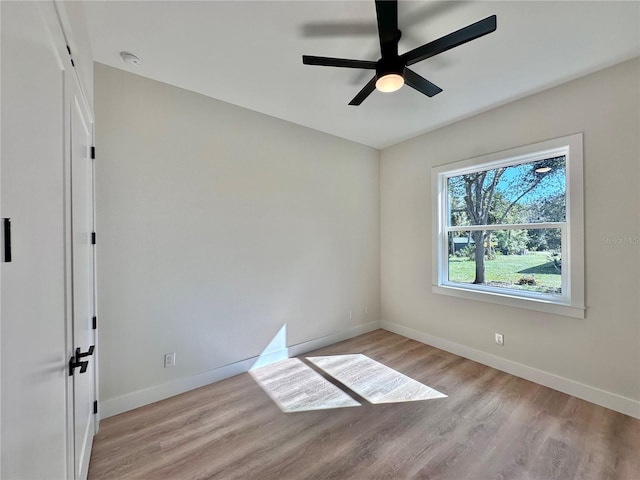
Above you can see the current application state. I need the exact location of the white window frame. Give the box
[432,133,585,318]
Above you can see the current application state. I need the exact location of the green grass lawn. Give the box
[448,252,561,294]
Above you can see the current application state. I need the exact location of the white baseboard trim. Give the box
[381,320,640,419]
[101,320,381,418]
[288,321,381,358]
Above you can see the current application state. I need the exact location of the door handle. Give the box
[69,345,94,376]
[2,218,11,262]
[75,345,94,359]
[69,356,88,376]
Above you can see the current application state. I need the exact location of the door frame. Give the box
[47,1,99,477]
[69,75,98,480]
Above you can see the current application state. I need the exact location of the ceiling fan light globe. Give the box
[376,74,404,93]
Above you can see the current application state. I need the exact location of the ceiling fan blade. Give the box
[302,55,377,69]
[375,0,399,58]
[403,68,442,97]
[349,77,377,106]
[402,15,497,66]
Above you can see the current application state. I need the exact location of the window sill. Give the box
[432,284,585,318]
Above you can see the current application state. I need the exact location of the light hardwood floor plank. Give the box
[89,330,640,479]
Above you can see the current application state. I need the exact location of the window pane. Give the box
[447,156,566,227]
[447,229,562,295]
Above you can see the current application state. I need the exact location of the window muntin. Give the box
[432,134,584,317]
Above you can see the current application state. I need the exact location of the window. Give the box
[432,134,584,318]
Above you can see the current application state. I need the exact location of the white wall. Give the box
[380,58,640,415]
[95,64,380,413]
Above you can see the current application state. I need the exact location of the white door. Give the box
[69,78,97,479]
[1,2,97,478]
[1,1,69,478]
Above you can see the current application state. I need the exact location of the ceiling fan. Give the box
[302,1,497,105]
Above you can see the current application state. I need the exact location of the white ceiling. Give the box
[83,1,640,149]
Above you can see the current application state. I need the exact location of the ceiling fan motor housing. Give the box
[376,57,405,79]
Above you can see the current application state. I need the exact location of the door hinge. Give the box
[91,146,95,159]
[66,45,75,67]
[92,316,97,330]
[91,232,96,245]
[2,218,11,262]
[93,401,98,415]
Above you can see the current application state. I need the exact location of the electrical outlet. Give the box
[349,310,353,320]
[164,352,176,368]
[495,333,504,346]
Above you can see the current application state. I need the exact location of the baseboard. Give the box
[101,320,381,418]
[381,320,640,419]
[288,321,381,357]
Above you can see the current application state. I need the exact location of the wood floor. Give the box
[89,330,640,479]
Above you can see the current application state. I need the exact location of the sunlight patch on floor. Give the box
[307,354,447,404]
[250,358,361,412]
[250,324,289,370]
